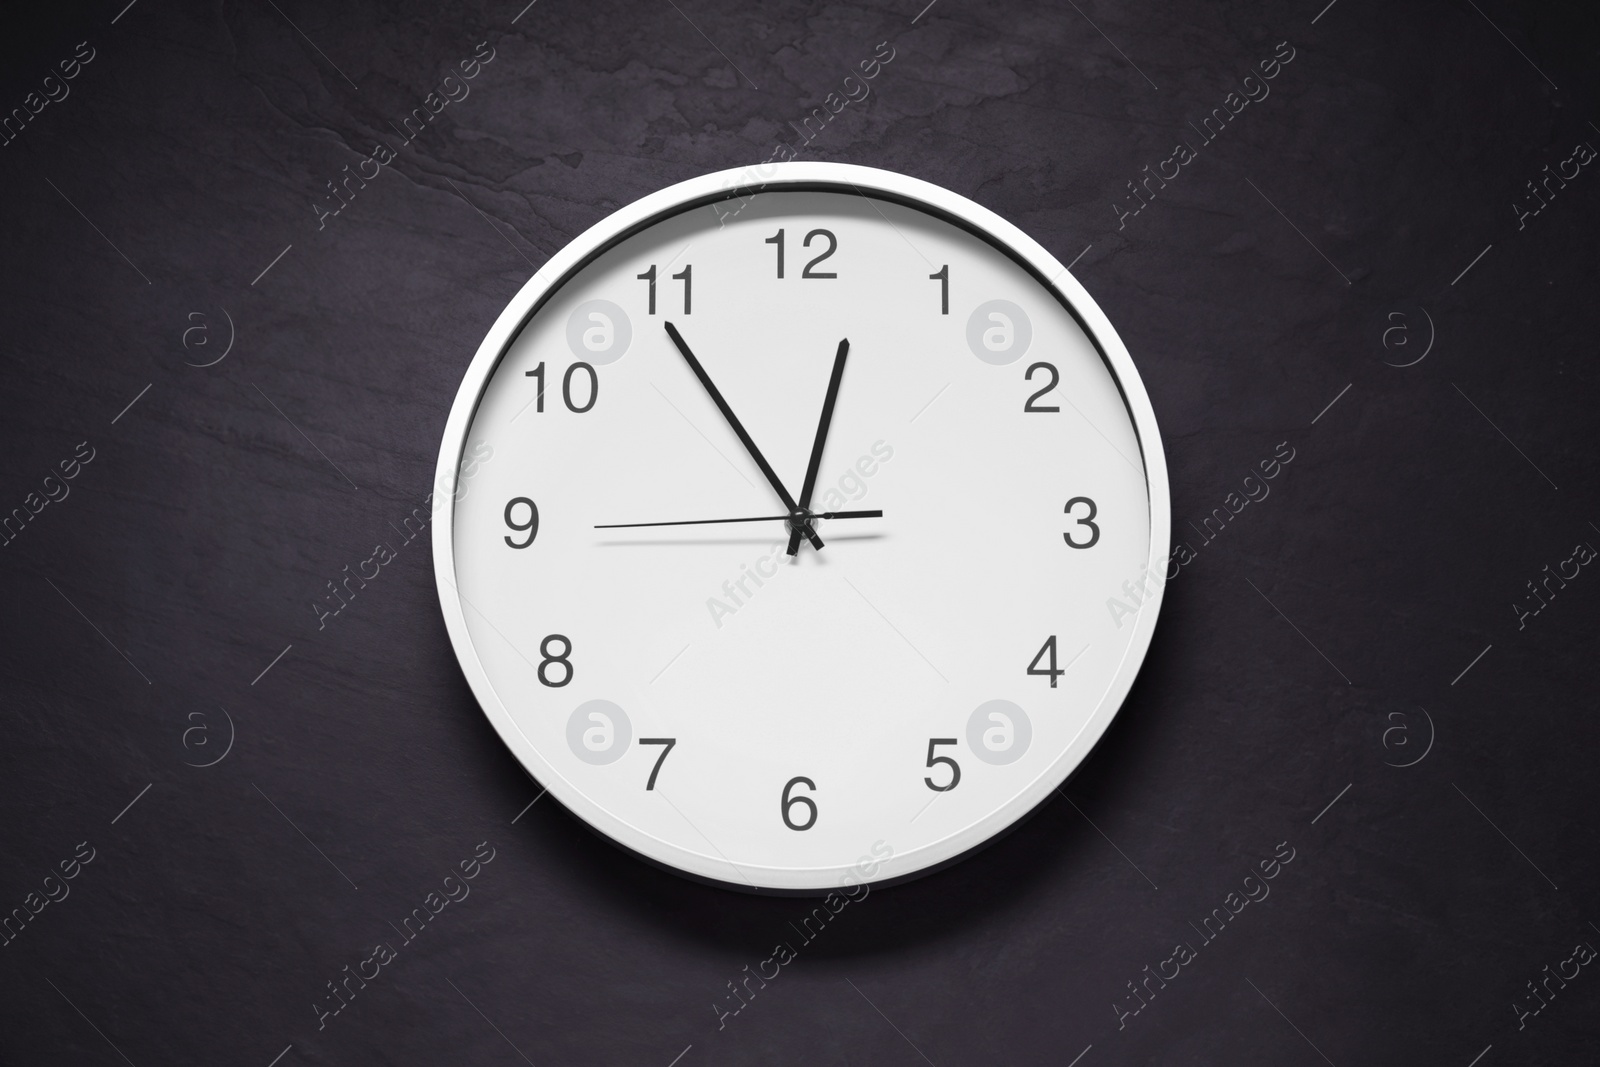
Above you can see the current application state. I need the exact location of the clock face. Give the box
[436,164,1168,893]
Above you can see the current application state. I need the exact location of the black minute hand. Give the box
[663,322,823,550]
[788,337,850,556]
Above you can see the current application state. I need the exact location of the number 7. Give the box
[639,737,676,790]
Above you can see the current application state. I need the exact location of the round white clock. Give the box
[434,162,1169,893]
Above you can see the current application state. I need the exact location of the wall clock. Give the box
[434,162,1169,893]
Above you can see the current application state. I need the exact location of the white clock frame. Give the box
[433,162,1170,893]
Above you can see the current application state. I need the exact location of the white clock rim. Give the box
[432,161,1171,894]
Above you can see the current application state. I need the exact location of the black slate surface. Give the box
[2,1,1598,1064]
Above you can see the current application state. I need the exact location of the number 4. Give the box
[639,737,676,790]
[1027,635,1065,688]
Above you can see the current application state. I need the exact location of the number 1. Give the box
[524,362,545,412]
[765,229,784,277]
[672,265,691,314]
[929,264,948,314]
[636,265,656,314]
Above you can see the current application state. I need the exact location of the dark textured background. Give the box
[2,0,1598,1063]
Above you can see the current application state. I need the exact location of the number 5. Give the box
[924,739,961,792]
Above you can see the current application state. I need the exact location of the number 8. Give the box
[538,634,573,687]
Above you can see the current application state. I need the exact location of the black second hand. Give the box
[596,510,883,530]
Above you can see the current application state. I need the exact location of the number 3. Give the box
[1063,497,1099,548]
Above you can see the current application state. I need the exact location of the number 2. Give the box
[1024,362,1059,412]
[801,229,837,278]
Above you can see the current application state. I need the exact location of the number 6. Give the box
[781,776,817,831]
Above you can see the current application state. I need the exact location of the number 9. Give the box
[504,497,539,548]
